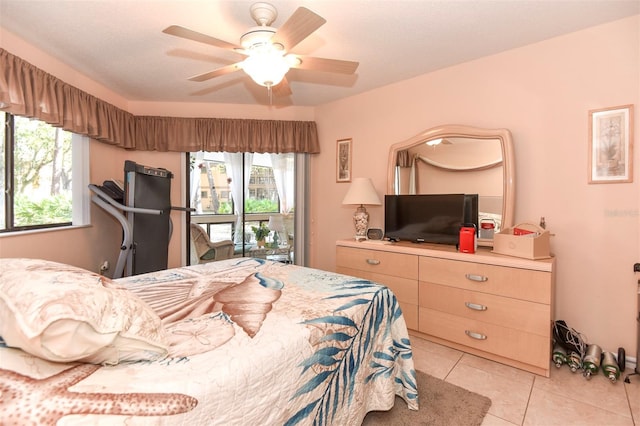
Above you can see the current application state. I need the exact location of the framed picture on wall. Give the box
[336,138,352,183]
[588,104,634,184]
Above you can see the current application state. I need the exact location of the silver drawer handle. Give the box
[465,330,487,340]
[366,259,380,265]
[465,302,487,311]
[465,273,488,282]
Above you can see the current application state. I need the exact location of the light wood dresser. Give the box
[336,239,555,377]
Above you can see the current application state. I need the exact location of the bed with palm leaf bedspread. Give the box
[0,257,417,425]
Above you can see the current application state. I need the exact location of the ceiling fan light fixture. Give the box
[242,46,290,87]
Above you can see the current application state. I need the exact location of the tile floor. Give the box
[410,333,640,425]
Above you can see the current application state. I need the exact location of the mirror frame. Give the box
[386,125,515,246]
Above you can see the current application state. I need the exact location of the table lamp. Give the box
[268,215,287,247]
[342,177,381,240]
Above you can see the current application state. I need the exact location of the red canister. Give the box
[459,226,476,253]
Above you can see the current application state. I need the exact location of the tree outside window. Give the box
[1,113,74,231]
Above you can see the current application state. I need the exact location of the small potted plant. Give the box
[251,223,270,248]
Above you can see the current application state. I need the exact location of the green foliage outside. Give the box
[13,116,72,194]
[218,201,232,214]
[212,198,277,214]
[244,198,278,213]
[4,114,73,228]
[14,194,72,226]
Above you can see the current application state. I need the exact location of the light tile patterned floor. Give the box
[410,333,640,425]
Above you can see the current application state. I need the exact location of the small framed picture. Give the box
[589,104,634,184]
[336,138,352,183]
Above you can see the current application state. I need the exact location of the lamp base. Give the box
[353,205,369,240]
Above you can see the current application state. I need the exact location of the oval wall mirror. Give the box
[386,125,515,246]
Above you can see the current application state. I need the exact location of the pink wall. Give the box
[311,16,640,355]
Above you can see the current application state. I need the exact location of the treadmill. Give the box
[89,160,175,278]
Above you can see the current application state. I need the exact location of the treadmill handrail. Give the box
[89,184,163,216]
[90,194,131,279]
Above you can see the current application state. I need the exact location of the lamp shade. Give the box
[342,177,382,206]
[268,215,285,232]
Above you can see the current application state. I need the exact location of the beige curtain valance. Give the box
[0,48,319,153]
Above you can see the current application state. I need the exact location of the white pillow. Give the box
[0,258,168,364]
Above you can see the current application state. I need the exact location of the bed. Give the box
[0,257,418,425]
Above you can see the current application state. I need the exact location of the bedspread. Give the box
[0,257,417,425]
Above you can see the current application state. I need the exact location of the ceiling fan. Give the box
[163,2,359,98]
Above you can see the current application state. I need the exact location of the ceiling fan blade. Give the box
[272,7,326,51]
[188,63,243,82]
[272,77,292,97]
[163,25,240,51]
[290,56,359,74]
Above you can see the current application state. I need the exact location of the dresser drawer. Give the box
[336,266,419,330]
[419,257,551,303]
[419,282,550,336]
[336,246,418,280]
[419,308,550,370]
[337,267,418,302]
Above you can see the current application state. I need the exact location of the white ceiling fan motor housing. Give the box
[240,26,278,50]
[241,2,281,50]
[250,2,278,26]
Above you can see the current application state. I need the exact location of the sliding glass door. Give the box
[188,151,303,265]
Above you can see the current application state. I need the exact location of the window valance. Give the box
[0,48,319,153]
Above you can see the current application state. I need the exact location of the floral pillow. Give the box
[0,258,168,364]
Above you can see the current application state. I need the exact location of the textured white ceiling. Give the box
[1,0,638,107]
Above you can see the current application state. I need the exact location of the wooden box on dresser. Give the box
[336,239,556,377]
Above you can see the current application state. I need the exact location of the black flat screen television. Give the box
[384,194,478,245]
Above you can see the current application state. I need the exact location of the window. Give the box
[1,112,89,233]
[189,151,302,263]
[190,152,283,239]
